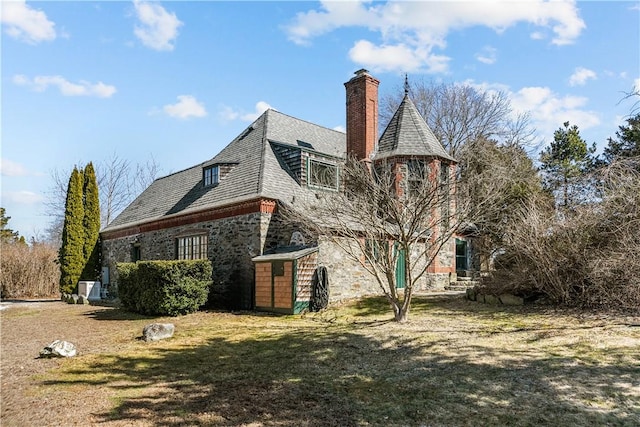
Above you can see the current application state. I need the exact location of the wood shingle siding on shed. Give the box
[295,252,317,304]
[254,262,272,307]
[273,261,293,309]
[253,247,319,314]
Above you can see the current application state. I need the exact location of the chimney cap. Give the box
[354,68,370,77]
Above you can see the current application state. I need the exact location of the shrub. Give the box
[0,242,60,299]
[484,158,640,310]
[116,262,140,312]
[116,260,212,316]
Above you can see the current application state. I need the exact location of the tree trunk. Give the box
[394,307,409,322]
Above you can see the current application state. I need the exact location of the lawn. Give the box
[1,294,639,426]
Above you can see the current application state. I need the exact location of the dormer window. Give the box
[203,165,219,187]
[308,159,338,190]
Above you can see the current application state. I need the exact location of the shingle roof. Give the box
[103,109,346,232]
[374,94,456,162]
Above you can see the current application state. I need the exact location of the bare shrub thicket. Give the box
[487,158,640,310]
[0,242,60,299]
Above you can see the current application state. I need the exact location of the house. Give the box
[100,70,461,311]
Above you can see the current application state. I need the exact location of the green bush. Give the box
[116,260,212,316]
[116,262,141,312]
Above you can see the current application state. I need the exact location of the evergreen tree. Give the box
[59,167,85,294]
[603,113,640,164]
[0,208,20,243]
[81,162,101,280]
[540,121,596,210]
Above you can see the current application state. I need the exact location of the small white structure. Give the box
[78,281,102,302]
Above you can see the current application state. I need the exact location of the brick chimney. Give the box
[344,69,379,161]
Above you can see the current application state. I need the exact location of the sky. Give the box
[2,0,639,241]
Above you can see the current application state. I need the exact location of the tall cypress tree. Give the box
[81,162,101,280]
[59,167,85,294]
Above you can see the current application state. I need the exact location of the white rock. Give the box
[142,323,175,342]
[40,340,77,358]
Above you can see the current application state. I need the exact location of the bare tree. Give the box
[381,80,536,157]
[488,157,640,310]
[457,138,544,269]
[45,153,160,243]
[284,156,510,322]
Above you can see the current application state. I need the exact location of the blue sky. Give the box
[2,0,639,240]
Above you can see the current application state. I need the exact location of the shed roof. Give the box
[252,246,319,262]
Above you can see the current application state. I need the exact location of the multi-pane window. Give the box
[308,159,338,190]
[365,239,387,263]
[176,235,208,260]
[203,165,219,187]
[407,159,426,197]
[440,164,451,228]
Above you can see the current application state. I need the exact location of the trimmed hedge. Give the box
[116,260,212,316]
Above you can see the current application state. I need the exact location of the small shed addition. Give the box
[252,247,319,314]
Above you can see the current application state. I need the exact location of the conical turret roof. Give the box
[374,94,456,162]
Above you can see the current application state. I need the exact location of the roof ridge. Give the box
[256,109,270,194]
[266,108,345,135]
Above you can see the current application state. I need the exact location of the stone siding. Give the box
[102,212,271,309]
[317,237,453,303]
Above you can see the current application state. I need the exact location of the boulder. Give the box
[142,323,175,342]
[500,294,524,306]
[466,287,477,301]
[484,294,500,305]
[40,340,77,358]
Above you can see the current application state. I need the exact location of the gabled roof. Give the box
[374,94,456,162]
[103,109,345,232]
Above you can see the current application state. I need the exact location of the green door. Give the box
[456,239,468,271]
[395,247,406,289]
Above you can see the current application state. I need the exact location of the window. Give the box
[176,235,208,260]
[203,165,219,187]
[132,244,141,262]
[440,163,451,228]
[407,159,426,197]
[308,159,338,190]
[365,239,387,263]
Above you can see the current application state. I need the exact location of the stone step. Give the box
[445,280,481,292]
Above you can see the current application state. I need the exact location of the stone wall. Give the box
[102,211,270,309]
[317,237,452,303]
[102,208,454,311]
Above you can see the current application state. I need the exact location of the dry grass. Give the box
[1,295,639,426]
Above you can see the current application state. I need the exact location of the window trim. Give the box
[176,234,209,260]
[203,165,220,187]
[307,158,339,191]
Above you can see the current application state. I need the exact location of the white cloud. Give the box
[133,0,182,51]
[241,101,273,122]
[218,101,274,123]
[285,0,585,73]
[3,190,43,205]
[569,67,597,86]
[510,86,600,137]
[163,95,207,119]
[1,158,29,177]
[13,74,116,98]
[217,105,240,122]
[333,125,346,133]
[1,0,56,44]
[634,77,640,93]
[475,46,497,65]
[463,79,600,141]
